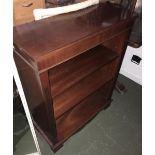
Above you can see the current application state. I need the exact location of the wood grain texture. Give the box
[102,29,132,99]
[39,72,58,144]
[14,51,58,144]
[49,45,118,97]
[14,52,57,143]
[13,3,135,71]
[53,58,119,119]
[13,2,136,151]
[56,80,114,141]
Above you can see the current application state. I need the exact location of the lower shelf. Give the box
[33,79,114,151]
[56,80,114,142]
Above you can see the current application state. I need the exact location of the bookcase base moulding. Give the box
[13,3,136,152]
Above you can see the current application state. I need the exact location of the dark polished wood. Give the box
[14,51,58,145]
[53,58,118,119]
[14,2,136,151]
[56,80,114,142]
[13,3,135,72]
[49,45,118,97]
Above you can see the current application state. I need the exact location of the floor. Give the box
[13,74,142,155]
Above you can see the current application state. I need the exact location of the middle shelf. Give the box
[49,45,119,119]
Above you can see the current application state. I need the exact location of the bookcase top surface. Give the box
[13,3,132,60]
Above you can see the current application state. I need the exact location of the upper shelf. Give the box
[49,45,118,97]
